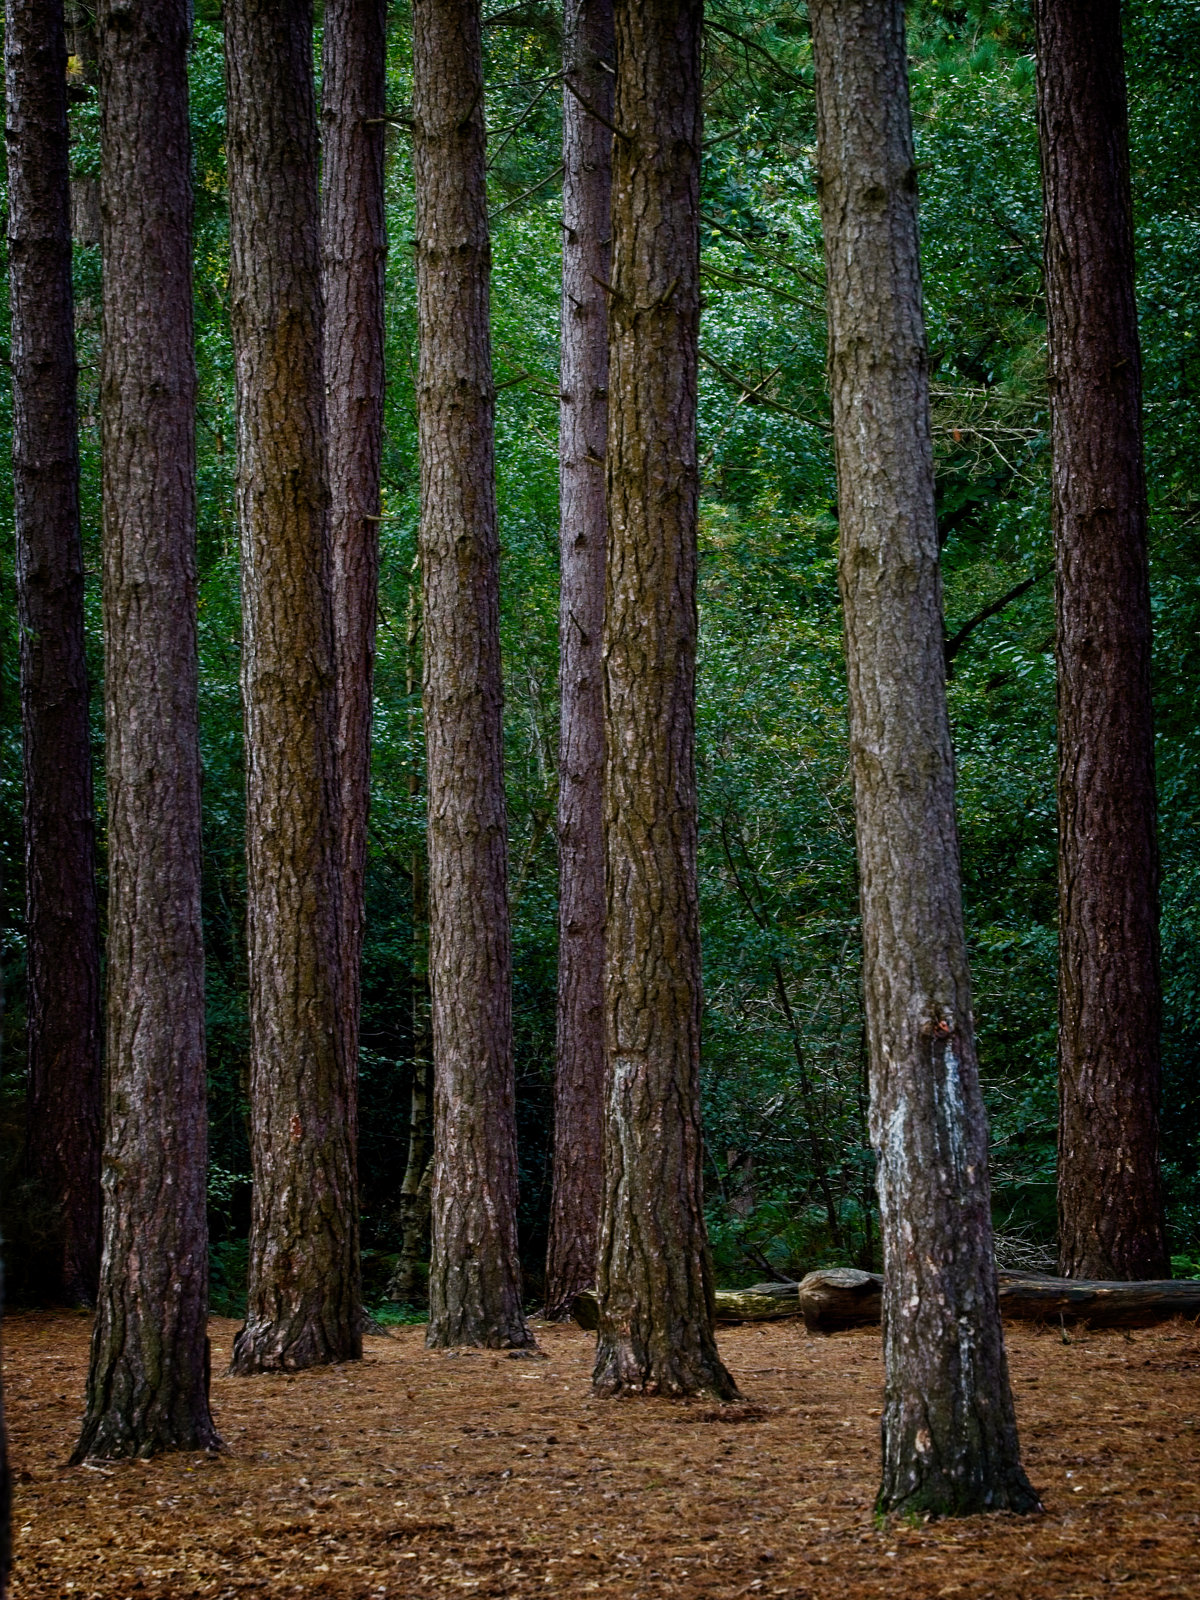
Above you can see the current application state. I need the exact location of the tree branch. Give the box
[486,72,562,170]
[700,347,830,430]
[562,72,627,139]
[705,18,809,88]
[700,210,824,290]
[701,260,821,314]
[488,161,563,222]
[944,566,1052,676]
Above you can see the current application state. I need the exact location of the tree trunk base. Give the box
[228,1315,361,1374]
[72,1330,219,1463]
[877,1452,1043,1519]
[592,1331,740,1400]
[424,1325,538,1353]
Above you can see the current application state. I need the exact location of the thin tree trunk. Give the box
[225,0,360,1374]
[5,0,102,1307]
[1034,0,1169,1282]
[412,0,531,1350]
[544,0,614,1323]
[593,0,736,1401]
[73,0,217,1459]
[390,578,434,1306]
[64,2,100,247]
[809,0,1038,1517]
[322,0,387,1104]
[717,811,844,1249]
[391,1047,432,1304]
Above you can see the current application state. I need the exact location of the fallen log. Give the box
[569,1284,798,1331]
[570,1292,599,1330]
[796,1268,875,1331]
[709,1284,802,1322]
[569,1271,1200,1334]
[796,1268,1200,1333]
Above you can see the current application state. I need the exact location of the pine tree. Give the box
[5,0,102,1308]
[322,0,388,1107]
[592,0,736,1400]
[544,0,615,1322]
[1034,0,1169,1283]
[225,0,361,1374]
[412,0,532,1349]
[809,0,1038,1516]
[73,0,216,1459]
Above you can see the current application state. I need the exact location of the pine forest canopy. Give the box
[1,0,1198,1331]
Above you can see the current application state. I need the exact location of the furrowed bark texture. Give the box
[810,0,1037,1517]
[322,0,387,1093]
[5,0,102,1306]
[593,0,736,1401]
[1034,0,1168,1282]
[544,0,615,1323]
[225,0,360,1374]
[74,0,216,1460]
[413,0,531,1350]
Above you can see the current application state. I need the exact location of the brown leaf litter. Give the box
[5,1309,1199,1598]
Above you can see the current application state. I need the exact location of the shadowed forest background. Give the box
[1,0,1198,1311]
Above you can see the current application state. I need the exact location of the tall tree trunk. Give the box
[322,0,387,1106]
[593,0,736,1401]
[225,0,361,1374]
[809,0,1038,1517]
[73,0,217,1460]
[1034,0,1169,1282]
[544,0,614,1323]
[5,0,102,1307]
[412,0,531,1350]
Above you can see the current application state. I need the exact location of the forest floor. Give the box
[4,1310,1199,1599]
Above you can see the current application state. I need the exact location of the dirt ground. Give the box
[4,1310,1199,1599]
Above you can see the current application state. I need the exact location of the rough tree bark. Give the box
[225,0,360,1374]
[5,0,102,1307]
[73,0,217,1460]
[544,0,615,1324]
[322,0,387,1099]
[809,0,1038,1516]
[412,0,531,1350]
[1034,0,1169,1282]
[593,0,736,1401]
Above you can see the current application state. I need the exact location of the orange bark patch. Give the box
[6,1312,1199,1597]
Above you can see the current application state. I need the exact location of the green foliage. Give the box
[0,0,1197,1301]
[209,1239,250,1320]
[366,1301,430,1328]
